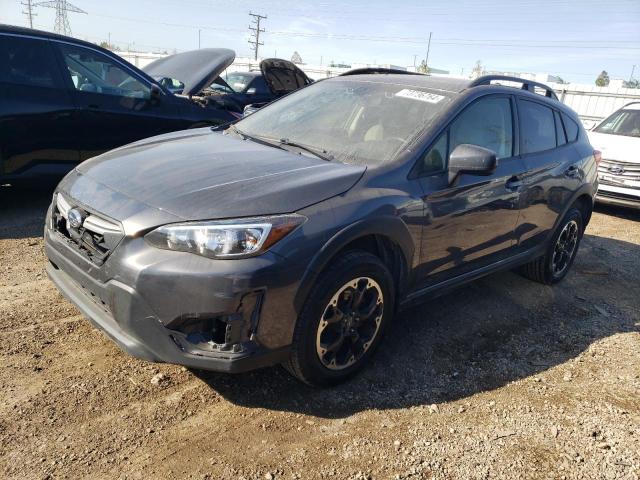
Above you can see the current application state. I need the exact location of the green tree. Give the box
[471,60,484,78]
[623,79,639,89]
[417,59,430,74]
[595,70,610,87]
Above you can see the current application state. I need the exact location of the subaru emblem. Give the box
[68,208,85,229]
[608,165,625,175]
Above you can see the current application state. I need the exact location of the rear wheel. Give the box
[284,251,394,386]
[519,207,583,284]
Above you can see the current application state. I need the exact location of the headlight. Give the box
[145,214,306,259]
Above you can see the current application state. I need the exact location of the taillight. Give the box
[593,150,602,166]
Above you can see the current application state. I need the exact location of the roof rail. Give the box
[340,67,424,77]
[469,75,558,100]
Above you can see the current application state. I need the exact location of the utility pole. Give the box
[425,32,432,70]
[22,0,37,28]
[631,64,637,82]
[198,29,201,49]
[248,11,266,61]
[413,54,417,69]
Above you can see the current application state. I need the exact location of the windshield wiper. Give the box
[279,138,334,162]
[227,126,287,151]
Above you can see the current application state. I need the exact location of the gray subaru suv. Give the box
[45,73,598,386]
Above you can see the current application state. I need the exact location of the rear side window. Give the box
[0,35,62,89]
[449,96,513,159]
[562,113,579,141]
[520,100,556,154]
[554,110,567,146]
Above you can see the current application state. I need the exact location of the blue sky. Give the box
[1,0,639,83]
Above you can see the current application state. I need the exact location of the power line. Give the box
[35,0,87,36]
[247,11,266,61]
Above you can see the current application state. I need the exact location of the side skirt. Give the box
[399,245,546,310]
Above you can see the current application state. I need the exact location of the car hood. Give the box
[63,129,365,233]
[260,58,312,96]
[143,48,235,97]
[588,131,640,163]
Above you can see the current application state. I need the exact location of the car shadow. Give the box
[594,203,640,221]
[193,233,639,418]
[0,184,54,240]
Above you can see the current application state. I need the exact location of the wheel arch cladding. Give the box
[573,193,594,228]
[293,216,414,314]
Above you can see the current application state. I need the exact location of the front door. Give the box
[54,42,187,160]
[415,95,526,285]
[0,35,79,180]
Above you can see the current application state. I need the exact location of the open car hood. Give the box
[143,48,235,97]
[260,58,312,96]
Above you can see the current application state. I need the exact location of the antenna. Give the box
[34,0,87,36]
[21,0,37,29]
[248,11,267,61]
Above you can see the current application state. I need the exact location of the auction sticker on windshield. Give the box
[395,89,445,104]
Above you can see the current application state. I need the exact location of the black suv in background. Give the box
[0,25,241,184]
[45,72,598,386]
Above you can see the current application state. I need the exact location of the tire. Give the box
[519,207,584,285]
[284,250,395,386]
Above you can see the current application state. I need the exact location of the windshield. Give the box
[221,72,255,93]
[594,109,640,137]
[235,79,452,166]
[154,76,184,93]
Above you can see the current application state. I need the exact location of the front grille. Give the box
[598,159,640,183]
[52,193,124,266]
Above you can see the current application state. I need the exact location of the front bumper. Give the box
[44,222,305,373]
[596,183,640,209]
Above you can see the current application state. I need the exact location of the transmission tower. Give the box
[35,0,86,36]
[21,0,37,28]
[248,12,267,61]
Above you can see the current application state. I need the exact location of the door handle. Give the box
[564,165,579,178]
[505,176,523,191]
[87,104,100,110]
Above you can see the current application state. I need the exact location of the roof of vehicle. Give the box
[621,102,640,111]
[0,24,102,51]
[331,73,472,94]
[330,73,561,101]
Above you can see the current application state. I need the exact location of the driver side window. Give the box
[417,96,513,176]
[58,44,150,99]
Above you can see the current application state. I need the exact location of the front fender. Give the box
[293,215,415,313]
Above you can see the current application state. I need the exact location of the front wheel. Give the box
[284,251,394,386]
[519,207,584,284]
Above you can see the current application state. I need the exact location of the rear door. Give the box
[0,34,79,180]
[515,98,582,250]
[54,42,189,160]
[415,94,527,284]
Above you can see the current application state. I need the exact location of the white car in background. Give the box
[588,102,640,209]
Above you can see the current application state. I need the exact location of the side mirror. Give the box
[246,87,257,95]
[582,119,597,130]
[149,84,162,104]
[448,144,497,184]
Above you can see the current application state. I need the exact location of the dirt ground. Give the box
[0,186,638,480]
